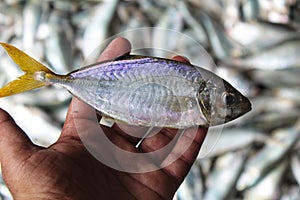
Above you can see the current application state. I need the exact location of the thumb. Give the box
[0,109,37,167]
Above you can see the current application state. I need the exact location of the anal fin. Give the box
[99,116,115,127]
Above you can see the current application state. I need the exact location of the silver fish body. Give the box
[39,55,251,128]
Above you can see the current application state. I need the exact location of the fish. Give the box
[203,150,249,200]
[0,42,251,128]
[152,7,184,58]
[82,0,118,63]
[237,122,300,191]
[200,128,266,158]
[22,0,42,52]
[45,10,74,74]
[177,163,204,200]
[196,11,248,59]
[227,21,300,54]
[226,38,300,70]
[244,159,288,200]
[0,98,61,146]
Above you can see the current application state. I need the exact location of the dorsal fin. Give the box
[113,53,148,61]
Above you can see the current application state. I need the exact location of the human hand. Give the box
[0,37,207,200]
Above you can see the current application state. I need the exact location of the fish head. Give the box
[197,79,251,126]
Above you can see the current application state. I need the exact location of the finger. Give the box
[97,37,132,62]
[172,55,190,63]
[0,109,37,165]
[162,127,207,177]
[61,37,132,139]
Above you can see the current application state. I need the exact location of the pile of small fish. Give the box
[0,0,299,199]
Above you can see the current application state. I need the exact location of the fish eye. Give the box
[221,92,237,106]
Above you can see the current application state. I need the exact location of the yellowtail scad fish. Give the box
[0,42,251,128]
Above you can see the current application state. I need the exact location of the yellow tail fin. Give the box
[0,42,54,97]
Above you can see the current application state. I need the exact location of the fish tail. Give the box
[0,42,55,97]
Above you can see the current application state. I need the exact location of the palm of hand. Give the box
[0,38,207,200]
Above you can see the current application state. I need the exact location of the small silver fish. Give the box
[0,42,251,128]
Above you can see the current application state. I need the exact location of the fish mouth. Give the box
[243,97,252,113]
[232,97,252,120]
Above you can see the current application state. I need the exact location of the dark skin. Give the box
[0,38,207,200]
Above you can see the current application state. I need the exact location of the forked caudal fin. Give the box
[0,42,55,97]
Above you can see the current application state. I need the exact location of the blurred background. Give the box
[0,0,300,199]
